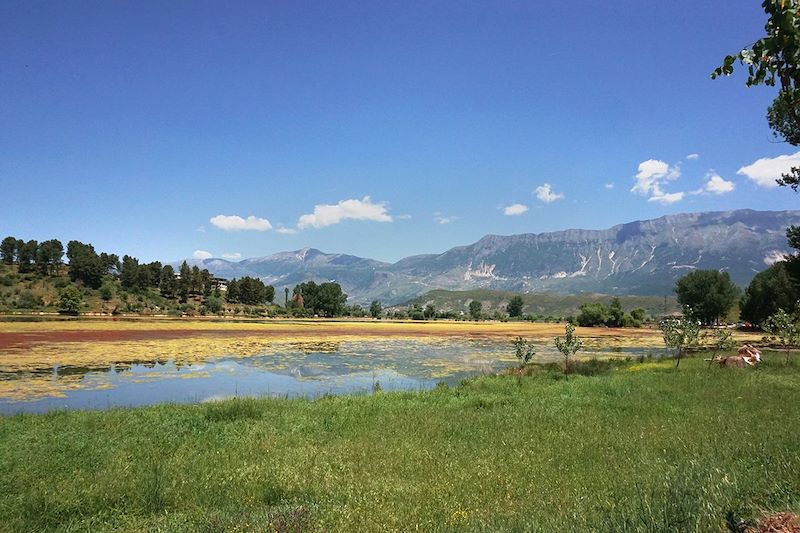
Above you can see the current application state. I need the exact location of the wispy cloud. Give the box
[647,192,684,204]
[502,203,529,216]
[196,226,206,233]
[737,151,800,188]
[686,153,700,160]
[297,196,392,229]
[604,183,614,190]
[534,183,564,203]
[221,252,241,260]
[210,214,272,231]
[433,212,459,224]
[193,250,213,260]
[631,159,683,204]
[275,226,298,235]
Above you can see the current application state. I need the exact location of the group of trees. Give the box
[226,277,275,306]
[2,236,66,276]
[0,234,229,314]
[291,281,347,317]
[576,298,645,328]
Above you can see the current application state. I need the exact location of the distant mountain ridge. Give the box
[178,209,800,305]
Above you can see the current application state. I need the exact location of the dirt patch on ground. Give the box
[747,512,800,532]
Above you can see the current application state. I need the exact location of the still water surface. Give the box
[0,338,649,413]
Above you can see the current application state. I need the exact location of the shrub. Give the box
[16,290,43,309]
[99,282,115,301]
[554,323,583,374]
[512,336,536,368]
[205,295,224,314]
[58,285,83,315]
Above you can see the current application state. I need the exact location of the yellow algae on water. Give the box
[0,318,764,403]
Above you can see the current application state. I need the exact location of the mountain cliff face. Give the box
[184,209,800,304]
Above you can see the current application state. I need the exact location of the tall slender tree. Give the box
[0,236,16,265]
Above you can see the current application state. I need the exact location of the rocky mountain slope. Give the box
[182,209,800,304]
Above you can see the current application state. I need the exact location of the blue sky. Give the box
[1,1,798,263]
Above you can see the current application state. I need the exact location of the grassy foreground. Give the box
[1,357,799,532]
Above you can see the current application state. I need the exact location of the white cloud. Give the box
[737,151,800,188]
[503,203,529,216]
[631,159,681,197]
[210,214,272,231]
[275,226,298,235]
[604,183,614,190]
[630,159,684,204]
[433,213,459,224]
[297,196,392,229]
[193,250,213,260]
[647,192,684,204]
[534,183,565,203]
[196,226,206,233]
[686,153,700,160]
[221,252,241,260]
[703,171,735,194]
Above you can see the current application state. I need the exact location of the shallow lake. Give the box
[0,336,655,414]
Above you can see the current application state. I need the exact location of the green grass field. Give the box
[1,356,799,532]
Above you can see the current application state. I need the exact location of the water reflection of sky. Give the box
[0,338,656,414]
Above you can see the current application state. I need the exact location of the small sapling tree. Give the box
[512,336,536,368]
[554,323,583,374]
[704,328,736,366]
[764,308,799,364]
[660,311,700,368]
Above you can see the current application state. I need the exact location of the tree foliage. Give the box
[369,300,382,318]
[227,276,275,306]
[0,237,16,265]
[703,328,736,365]
[764,308,799,362]
[58,285,83,315]
[468,300,482,320]
[36,239,63,275]
[675,270,740,325]
[17,240,38,273]
[66,241,106,289]
[512,336,536,367]
[554,323,583,374]
[290,281,347,316]
[740,261,799,324]
[576,298,645,327]
[507,295,524,318]
[660,313,700,368]
[713,1,800,244]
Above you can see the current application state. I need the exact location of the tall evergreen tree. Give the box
[36,239,64,275]
[0,236,16,265]
[66,241,105,289]
[178,261,191,302]
[159,265,177,298]
[120,255,141,290]
[17,240,38,273]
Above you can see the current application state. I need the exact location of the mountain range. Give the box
[179,209,800,305]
